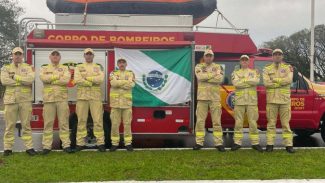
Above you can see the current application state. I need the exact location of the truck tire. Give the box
[321,122,325,143]
[293,129,315,137]
[69,113,78,149]
[103,111,112,148]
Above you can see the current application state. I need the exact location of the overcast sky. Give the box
[18,0,325,47]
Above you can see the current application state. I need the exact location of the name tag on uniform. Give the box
[58,68,63,72]
[93,67,99,72]
[281,69,286,73]
[21,68,27,73]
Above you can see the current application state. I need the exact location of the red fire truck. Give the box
[18,12,325,149]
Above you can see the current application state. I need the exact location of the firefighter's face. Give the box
[49,53,61,65]
[240,58,249,68]
[12,52,23,64]
[84,52,94,63]
[273,53,283,63]
[118,61,127,71]
[204,54,214,64]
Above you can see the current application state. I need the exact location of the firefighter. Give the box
[263,49,295,153]
[74,48,106,152]
[1,47,37,156]
[193,49,225,152]
[109,58,135,152]
[231,55,263,152]
[39,50,73,154]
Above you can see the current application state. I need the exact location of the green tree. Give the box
[0,0,24,67]
[263,24,325,82]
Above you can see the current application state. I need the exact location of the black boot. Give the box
[110,145,118,152]
[193,144,203,150]
[216,145,226,152]
[252,145,263,152]
[265,145,274,152]
[26,149,37,156]
[285,146,295,153]
[125,145,134,152]
[63,147,74,153]
[231,144,241,151]
[3,150,12,157]
[75,145,86,152]
[41,149,51,155]
[98,145,106,152]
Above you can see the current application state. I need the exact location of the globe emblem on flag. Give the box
[147,70,164,87]
[142,70,168,91]
[226,91,235,110]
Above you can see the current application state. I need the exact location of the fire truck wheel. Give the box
[321,122,325,143]
[293,129,315,137]
[69,113,78,149]
[103,111,112,148]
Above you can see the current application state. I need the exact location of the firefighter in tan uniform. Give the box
[109,58,135,152]
[194,49,225,152]
[1,47,37,156]
[231,55,263,152]
[74,48,106,152]
[263,49,295,153]
[40,50,73,154]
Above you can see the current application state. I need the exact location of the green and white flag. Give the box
[115,48,192,107]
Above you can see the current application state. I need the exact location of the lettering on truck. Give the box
[47,35,176,42]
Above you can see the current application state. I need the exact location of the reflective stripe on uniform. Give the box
[124,137,132,141]
[234,133,244,139]
[279,88,290,94]
[60,132,70,138]
[110,93,119,98]
[249,134,259,140]
[44,87,53,93]
[196,131,204,137]
[111,136,119,141]
[248,90,257,96]
[94,131,104,137]
[21,88,31,93]
[21,135,32,141]
[236,91,244,96]
[283,132,293,138]
[78,131,87,137]
[92,86,101,91]
[213,132,223,138]
[124,94,132,99]
[267,132,276,139]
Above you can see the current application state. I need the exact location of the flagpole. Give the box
[310,0,315,82]
[83,0,89,25]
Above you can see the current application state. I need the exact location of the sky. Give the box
[17,0,325,47]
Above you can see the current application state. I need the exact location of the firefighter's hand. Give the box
[208,72,217,79]
[84,80,92,87]
[13,75,22,82]
[86,77,93,82]
[51,75,60,81]
[272,78,282,84]
[51,80,59,85]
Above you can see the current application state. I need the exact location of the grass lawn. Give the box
[0,149,325,182]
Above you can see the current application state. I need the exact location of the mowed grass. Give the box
[0,149,325,182]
